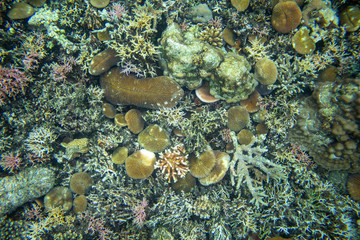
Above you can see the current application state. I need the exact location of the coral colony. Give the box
[1,0,360,239]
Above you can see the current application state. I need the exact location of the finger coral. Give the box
[271,1,302,33]
[100,68,184,109]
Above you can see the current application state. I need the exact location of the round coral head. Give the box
[125,149,156,179]
[271,1,302,33]
[189,149,216,178]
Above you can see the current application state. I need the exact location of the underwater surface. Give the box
[0,0,360,239]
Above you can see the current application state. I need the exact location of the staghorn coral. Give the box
[229,133,286,207]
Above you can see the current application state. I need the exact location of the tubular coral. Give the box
[156,145,189,183]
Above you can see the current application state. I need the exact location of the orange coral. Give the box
[156,145,189,183]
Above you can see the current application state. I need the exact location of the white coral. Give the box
[229,133,286,207]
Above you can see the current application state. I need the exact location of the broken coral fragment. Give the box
[100,68,184,109]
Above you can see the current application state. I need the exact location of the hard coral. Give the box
[125,109,145,134]
[100,68,184,109]
[292,27,316,55]
[271,1,302,33]
[199,26,223,48]
[138,125,170,153]
[156,145,189,183]
[125,149,156,179]
[189,148,216,178]
[227,106,250,131]
[340,6,360,32]
[70,172,92,195]
[198,151,230,186]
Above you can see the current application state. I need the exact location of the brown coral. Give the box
[125,149,156,179]
[347,173,360,202]
[271,1,302,33]
[100,68,184,109]
[199,26,223,47]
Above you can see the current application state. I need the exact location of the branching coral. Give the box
[229,133,286,207]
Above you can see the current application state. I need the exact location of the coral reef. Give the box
[1,0,360,239]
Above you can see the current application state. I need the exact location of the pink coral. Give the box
[0,66,30,105]
[108,3,128,20]
[0,152,22,173]
[132,198,148,227]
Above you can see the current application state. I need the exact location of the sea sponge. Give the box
[240,90,261,113]
[231,0,250,12]
[237,129,254,145]
[90,0,110,9]
[100,68,184,109]
[114,113,127,128]
[70,172,92,195]
[347,173,360,202]
[111,146,128,164]
[138,125,170,152]
[255,58,278,85]
[125,149,156,179]
[189,148,216,178]
[227,106,250,131]
[7,3,35,20]
[199,151,230,186]
[172,173,196,193]
[73,195,87,214]
[292,27,316,55]
[271,1,302,33]
[125,109,145,134]
[89,48,120,76]
[44,186,73,211]
[102,102,116,119]
[340,6,360,32]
